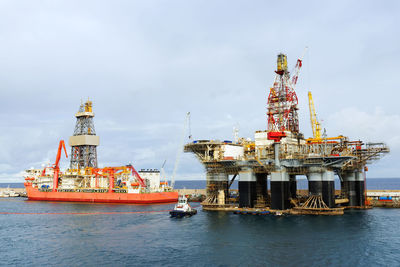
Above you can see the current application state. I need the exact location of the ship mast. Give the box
[69,100,100,169]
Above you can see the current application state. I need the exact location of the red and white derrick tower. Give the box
[267,53,304,140]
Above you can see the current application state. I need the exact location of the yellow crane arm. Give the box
[308,91,321,139]
[307,91,347,144]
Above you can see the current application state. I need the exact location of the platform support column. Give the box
[238,168,257,208]
[255,172,268,207]
[307,167,323,197]
[355,170,365,207]
[289,174,297,199]
[270,170,290,210]
[322,170,335,208]
[270,142,290,210]
[206,171,229,205]
[341,171,357,206]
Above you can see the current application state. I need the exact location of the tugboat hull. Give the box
[169,209,197,218]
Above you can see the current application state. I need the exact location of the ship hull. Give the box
[25,184,178,204]
[169,209,197,218]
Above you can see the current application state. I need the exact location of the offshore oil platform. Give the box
[185,52,389,215]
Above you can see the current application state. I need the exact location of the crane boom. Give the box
[290,47,308,89]
[52,140,68,192]
[54,140,68,170]
[307,91,347,144]
[127,164,147,188]
[308,91,321,139]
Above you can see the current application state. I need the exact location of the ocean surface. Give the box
[1,179,400,266]
[0,198,399,266]
[3,177,400,190]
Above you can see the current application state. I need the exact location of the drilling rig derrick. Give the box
[267,53,303,139]
[69,100,100,170]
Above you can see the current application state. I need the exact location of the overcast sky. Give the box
[0,0,399,182]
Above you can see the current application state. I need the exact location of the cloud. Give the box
[328,107,400,149]
[0,1,399,181]
[327,107,399,177]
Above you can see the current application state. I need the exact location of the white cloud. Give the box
[327,106,399,177]
[328,107,400,150]
[0,171,26,183]
[0,1,399,181]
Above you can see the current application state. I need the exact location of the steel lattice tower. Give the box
[69,100,100,169]
[267,53,303,135]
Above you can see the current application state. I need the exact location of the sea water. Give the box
[0,198,399,266]
[1,179,400,266]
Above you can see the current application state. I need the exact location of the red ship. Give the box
[23,100,178,204]
[23,142,178,204]
[24,183,178,204]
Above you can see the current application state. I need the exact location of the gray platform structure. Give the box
[184,54,389,211]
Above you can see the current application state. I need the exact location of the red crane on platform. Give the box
[127,164,146,188]
[93,165,146,193]
[52,140,68,192]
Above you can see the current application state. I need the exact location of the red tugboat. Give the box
[23,100,178,204]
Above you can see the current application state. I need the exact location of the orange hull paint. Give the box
[25,184,178,204]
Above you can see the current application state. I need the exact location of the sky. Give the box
[0,0,399,182]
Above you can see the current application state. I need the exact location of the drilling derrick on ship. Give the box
[184,51,390,215]
[23,99,179,204]
[69,100,100,169]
